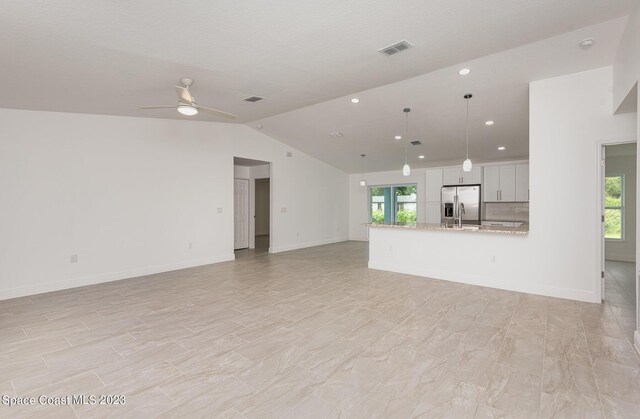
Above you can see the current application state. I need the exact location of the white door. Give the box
[443,167,462,185]
[483,166,501,202]
[515,163,530,202]
[461,166,483,185]
[499,165,517,201]
[234,178,249,249]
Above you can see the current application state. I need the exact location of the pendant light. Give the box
[402,108,411,176]
[462,93,473,172]
[359,154,367,187]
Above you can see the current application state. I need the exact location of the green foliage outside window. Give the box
[604,176,622,239]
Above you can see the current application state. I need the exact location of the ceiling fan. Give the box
[140,78,237,120]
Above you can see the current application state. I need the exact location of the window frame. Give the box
[368,183,418,223]
[604,174,625,241]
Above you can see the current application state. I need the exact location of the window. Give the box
[604,175,624,240]
[369,184,417,223]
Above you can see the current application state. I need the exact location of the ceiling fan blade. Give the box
[139,105,176,109]
[174,86,193,103]
[198,106,237,120]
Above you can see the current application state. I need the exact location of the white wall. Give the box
[605,150,637,262]
[613,3,640,112]
[613,2,640,348]
[0,109,348,300]
[369,67,636,303]
[349,168,426,241]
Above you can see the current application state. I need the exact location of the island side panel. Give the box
[367,226,596,302]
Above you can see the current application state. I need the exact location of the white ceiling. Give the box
[1,0,637,172]
[254,18,629,172]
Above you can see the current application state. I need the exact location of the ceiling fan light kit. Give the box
[177,103,198,116]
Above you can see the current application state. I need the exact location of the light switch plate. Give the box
[217,208,223,214]
[70,254,78,264]
[281,207,287,213]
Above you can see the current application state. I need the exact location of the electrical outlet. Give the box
[188,242,193,250]
[281,207,287,213]
[491,256,496,263]
[70,254,78,264]
[217,208,223,214]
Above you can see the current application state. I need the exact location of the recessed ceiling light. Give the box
[328,131,344,138]
[498,146,506,151]
[256,125,263,129]
[395,135,402,140]
[351,98,360,104]
[419,155,425,159]
[458,68,471,76]
[579,38,594,49]
[485,120,494,126]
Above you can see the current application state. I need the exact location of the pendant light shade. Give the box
[402,108,411,177]
[462,93,473,172]
[359,154,367,187]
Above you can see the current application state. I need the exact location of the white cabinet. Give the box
[516,163,529,202]
[443,166,482,185]
[426,169,443,201]
[426,202,441,224]
[500,165,516,201]
[483,164,523,202]
[484,166,501,202]
[443,167,462,185]
[425,169,443,223]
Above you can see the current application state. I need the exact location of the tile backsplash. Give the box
[484,202,529,222]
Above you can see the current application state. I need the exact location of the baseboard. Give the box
[605,254,636,263]
[270,237,348,253]
[348,236,369,242]
[0,253,236,301]
[368,260,598,303]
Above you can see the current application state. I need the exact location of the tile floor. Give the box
[1,241,639,418]
[604,260,637,343]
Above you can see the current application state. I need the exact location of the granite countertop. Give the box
[364,222,529,235]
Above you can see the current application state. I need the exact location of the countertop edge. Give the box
[363,223,529,235]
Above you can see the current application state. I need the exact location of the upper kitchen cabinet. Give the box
[443,166,482,185]
[426,168,443,201]
[499,165,516,201]
[516,163,529,202]
[483,163,529,202]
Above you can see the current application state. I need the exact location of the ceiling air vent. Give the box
[244,96,263,102]
[378,40,413,56]
[328,131,344,139]
[410,140,422,146]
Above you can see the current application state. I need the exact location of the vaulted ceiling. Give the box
[2,0,637,172]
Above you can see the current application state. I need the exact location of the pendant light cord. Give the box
[405,111,409,165]
[361,154,365,178]
[465,97,469,160]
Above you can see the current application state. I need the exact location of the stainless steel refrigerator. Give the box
[441,185,481,224]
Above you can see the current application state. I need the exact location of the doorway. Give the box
[234,178,249,250]
[254,178,270,250]
[600,142,637,344]
[233,157,271,256]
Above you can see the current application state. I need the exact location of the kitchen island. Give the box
[363,221,600,301]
